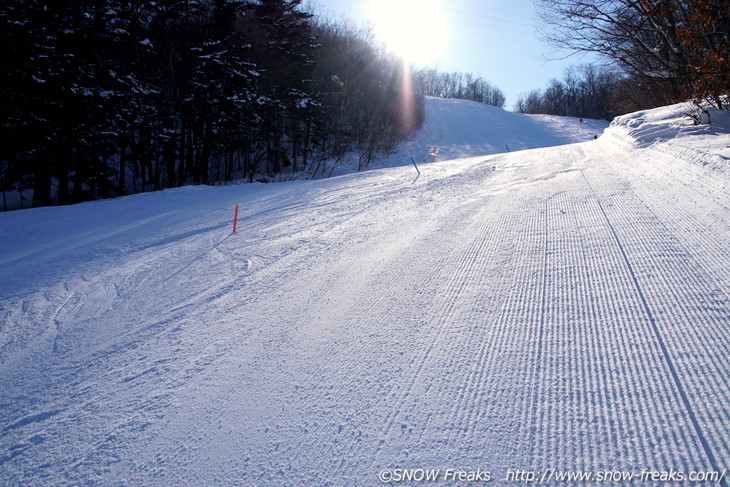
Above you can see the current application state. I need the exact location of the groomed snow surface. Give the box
[1,100,729,486]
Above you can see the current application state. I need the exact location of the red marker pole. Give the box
[232,204,239,233]
[431,148,438,163]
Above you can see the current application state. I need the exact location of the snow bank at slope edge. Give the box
[603,102,730,176]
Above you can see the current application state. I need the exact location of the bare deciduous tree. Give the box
[536,0,729,109]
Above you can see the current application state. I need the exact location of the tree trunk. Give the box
[32,158,52,207]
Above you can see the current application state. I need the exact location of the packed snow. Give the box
[1,99,729,486]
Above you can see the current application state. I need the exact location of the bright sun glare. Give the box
[370,0,444,65]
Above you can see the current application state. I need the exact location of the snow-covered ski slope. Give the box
[333,97,608,175]
[1,101,729,486]
[400,97,609,161]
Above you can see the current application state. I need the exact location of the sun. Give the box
[370,0,443,65]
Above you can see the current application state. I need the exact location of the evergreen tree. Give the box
[244,0,317,177]
[1,0,425,209]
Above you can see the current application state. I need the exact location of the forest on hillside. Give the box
[0,1,404,207]
[1,0,509,210]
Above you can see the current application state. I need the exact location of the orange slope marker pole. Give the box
[232,204,239,233]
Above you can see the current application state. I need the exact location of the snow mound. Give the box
[609,102,730,155]
[602,102,730,179]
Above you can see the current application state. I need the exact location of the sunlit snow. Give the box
[1,99,728,486]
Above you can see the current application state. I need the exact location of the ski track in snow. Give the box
[1,102,729,486]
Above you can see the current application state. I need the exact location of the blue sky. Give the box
[309,0,596,109]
